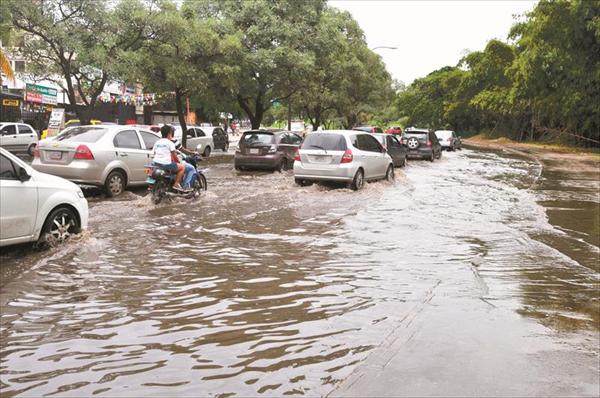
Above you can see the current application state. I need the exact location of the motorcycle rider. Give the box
[171,127,201,188]
[152,125,188,191]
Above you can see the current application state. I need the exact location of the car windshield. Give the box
[302,133,347,151]
[353,127,371,133]
[435,131,452,139]
[55,126,107,142]
[241,132,274,145]
[405,132,428,137]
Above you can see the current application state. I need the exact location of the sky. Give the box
[330,0,538,84]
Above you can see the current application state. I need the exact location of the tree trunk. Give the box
[237,94,265,130]
[175,89,187,147]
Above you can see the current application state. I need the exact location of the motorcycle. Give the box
[145,154,207,204]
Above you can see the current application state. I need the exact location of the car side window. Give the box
[289,134,303,145]
[362,134,383,152]
[351,135,361,149]
[196,129,206,137]
[0,154,18,180]
[186,128,196,138]
[18,125,33,135]
[279,134,291,145]
[140,131,159,151]
[1,125,17,136]
[212,128,222,137]
[113,130,141,149]
[387,136,399,148]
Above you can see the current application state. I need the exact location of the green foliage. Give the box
[394,0,600,146]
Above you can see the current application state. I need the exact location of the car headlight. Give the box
[77,189,85,198]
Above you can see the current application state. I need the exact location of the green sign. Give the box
[26,83,58,105]
[271,100,281,109]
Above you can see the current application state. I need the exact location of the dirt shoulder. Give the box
[464,135,599,174]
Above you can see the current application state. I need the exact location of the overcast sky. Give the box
[330,0,538,84]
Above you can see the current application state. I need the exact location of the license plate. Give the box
[310,155,331,163]
[249,148,260,154]
[146,176,156,184]
[48,151,62,160]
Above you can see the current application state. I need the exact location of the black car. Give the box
[403,128,442,161]
[207,126,229,152]
[372,133,407,167]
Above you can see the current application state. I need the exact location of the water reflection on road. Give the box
[1,148,598,397]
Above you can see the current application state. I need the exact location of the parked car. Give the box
[353,126,384,134]
[204,126,229,152]
[386,126,403,135]
[0,147,88,247]
[41,119,103,140]
[403,128,442,162]
[173,125,220,157]
[0,122,38,156]
[435,130,461,151]
[372,133,407,167]
[235,129,302,171]
[293,130,394,190]
[32,125,161,196]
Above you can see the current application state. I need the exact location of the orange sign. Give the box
[2,99,20,107]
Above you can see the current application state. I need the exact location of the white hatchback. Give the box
[0,148,88,247]
[293,130,395,190]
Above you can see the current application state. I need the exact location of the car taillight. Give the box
[341,149,353,163]
[447,138,452,142]
[74,144,94,160]
[426,140,432,147]
[268,144,277,153]
[294,148,301,161]
[33,144,40,158]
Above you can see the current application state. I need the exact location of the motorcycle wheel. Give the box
[188,174,208,199]
[152,180,167,204]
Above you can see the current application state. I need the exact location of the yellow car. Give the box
[41,119,102,140]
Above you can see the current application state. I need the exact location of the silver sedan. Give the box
[293,130,394,190]
[32,125,160,196]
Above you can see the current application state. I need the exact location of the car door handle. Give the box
[119,153,128,157]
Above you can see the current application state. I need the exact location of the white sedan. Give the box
[0,148,88,247]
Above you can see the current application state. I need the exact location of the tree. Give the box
[8,0,151,124]
[120,0,239,146]
[296,7,363,131]
[193,0,325,129]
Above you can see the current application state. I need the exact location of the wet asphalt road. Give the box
[0,148,598,397]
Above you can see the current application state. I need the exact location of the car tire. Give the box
[203,146,211,157]
[401,157,407,168]
[437,150,442,159]
[104,170,126,197]
[39,206,80,247]
[385,164,395,182]
[429,152,435,162]
[223,142,229,152]
[350,169,364,191]
[234,164,242,171]
[27,143,36,157]
[295,178,312,187]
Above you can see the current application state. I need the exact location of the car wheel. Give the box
[385,164,395,182]
[27,143,36,157]
[39,206,80,247]
[104,170,126,197]
[223,142,229,152]
[437,150,442,159]
[401,156,407,168]
[203,146,211,157]
[295,178,312,187]
[429,152,435,162]
[350,169,364,191]
[234,164,242,171]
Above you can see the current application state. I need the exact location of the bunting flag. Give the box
[98,93,158,106]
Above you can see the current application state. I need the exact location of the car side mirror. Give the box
[18,166,31,182]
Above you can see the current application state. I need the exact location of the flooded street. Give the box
[1,148,598,397]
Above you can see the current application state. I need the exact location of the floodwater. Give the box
[0,148,598,397]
